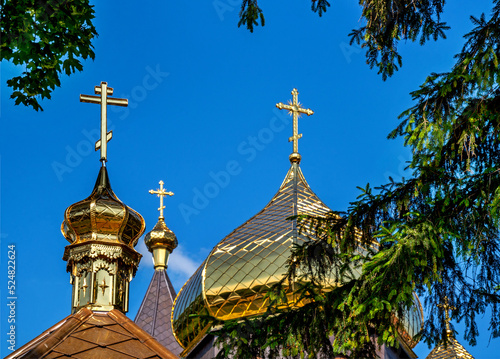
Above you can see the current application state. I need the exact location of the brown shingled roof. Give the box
[5,308,178,359]
[135,269,182,356]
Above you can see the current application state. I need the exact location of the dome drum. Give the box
[63,240,141,313]
[151,246,171,270]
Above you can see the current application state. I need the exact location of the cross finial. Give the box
[149,180,174,220]
[437,296,456,337]
[80,82,128,165]
[276,88,314,162]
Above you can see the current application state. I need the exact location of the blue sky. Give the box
[1,0,498,357]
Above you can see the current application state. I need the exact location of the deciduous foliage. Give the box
[1,0,97,111]
[215,1,500,357]
[239,1,449,79]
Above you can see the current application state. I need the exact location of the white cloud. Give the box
[136,240,154,266]
[169,246,200,277]
[137,241,200,276]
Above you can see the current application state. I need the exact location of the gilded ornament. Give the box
[276,88,314,161]
[149,180,174,220]
[99,278,109,295]
[437,296,456,336]
[81,278,88,296]
[80,81,128,163]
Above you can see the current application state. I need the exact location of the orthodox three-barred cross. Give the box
[437,296,456,333]
[149,180,174,220]
[80,82,128,164]
[275,88,314,154]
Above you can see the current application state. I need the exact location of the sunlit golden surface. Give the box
[61,166,145,247]
[172,163,424,353]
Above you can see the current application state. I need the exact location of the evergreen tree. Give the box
[238,0,448,79]
[215,1,500,357]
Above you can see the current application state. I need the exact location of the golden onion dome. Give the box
[425,336,475,359]
[172,163,424,356]
[145,218,178,253]
[61,166,145,247]
[172,89,422,356]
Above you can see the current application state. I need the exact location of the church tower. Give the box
[61,164,144,314]
[5,82,177,359]
[135,180,184,355]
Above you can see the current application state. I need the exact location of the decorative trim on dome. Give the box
[63,242,141,269]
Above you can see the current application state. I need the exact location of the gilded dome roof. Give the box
[425,330,474,359]
[144,218,178,253]
[425,336,475,359]
[172,163,328,352]
[61,166,145,247]
[171,163,424,354]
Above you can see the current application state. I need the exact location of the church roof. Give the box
[171,162,332,353]
[135,269,183,356]
[5,307,178,359]
[425,336,475,359]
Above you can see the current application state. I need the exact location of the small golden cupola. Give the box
[144,180,178,270]
[61,81,145,314]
